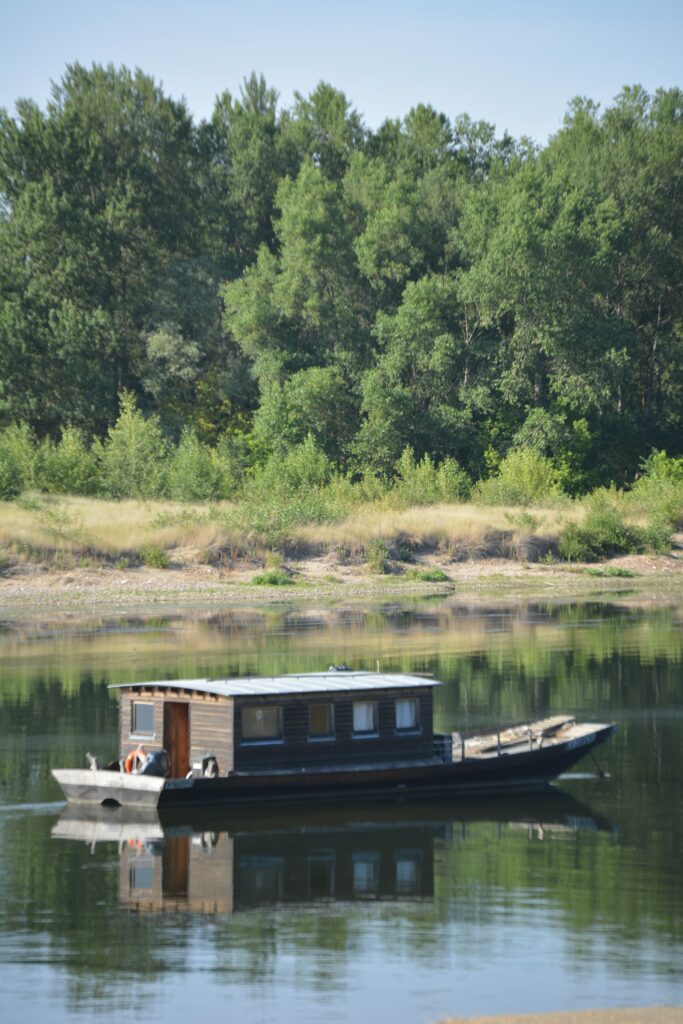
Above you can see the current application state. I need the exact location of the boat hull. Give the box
[160,722,615,806]
[52,723,615,809]
[51,768,165,808]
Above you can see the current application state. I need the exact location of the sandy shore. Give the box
[0,550,682,618]
[442,1008,683,1023]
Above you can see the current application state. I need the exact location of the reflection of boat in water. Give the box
[51,670,616,809]
[52,791,614,915]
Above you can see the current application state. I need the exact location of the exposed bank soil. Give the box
[0,545,682,615]
[441,1009,683,1024]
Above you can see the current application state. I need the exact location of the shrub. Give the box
[405,567,450,582]
[222,435,351,544]
[437,457,472,502]
[166,428,233,501]
[504,511,540,531]
[138,543,170,568]
[559,492,646,561]
[584,566,637,578]
[251,569,294,586]
[246,434,334,498]
[98,392,168,499]
[215,431,253,492]
[474,448,561,507]
[34,427,98,495]
[365,537,389,573]
[642,517,673,555]
[391,447,471,507]
[628,450,683,527]
[0,423,35,499]
[223,490,346,544]
[356,472,389,503]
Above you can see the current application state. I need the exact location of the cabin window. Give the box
[352,701,378,736]
[308,703,334,739]
[239,856,284,904]
[395,852,421,895]
[395,698,420,732]
[241,705,283,742]
[129,861,154,891]
[352,852,379,896]
[132,702,154,737]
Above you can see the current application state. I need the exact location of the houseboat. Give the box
[51,669,616,809]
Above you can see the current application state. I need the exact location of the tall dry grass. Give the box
[0,495,254,566]
[0,493,615,570]
[292,503,581,561]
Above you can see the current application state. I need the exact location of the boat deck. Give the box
[452,715,590,760]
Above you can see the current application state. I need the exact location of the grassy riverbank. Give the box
[0,493,575,567]
[0,494,681,616]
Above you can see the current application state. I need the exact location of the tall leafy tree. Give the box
[353,274,491,475]
[199,73,281,276]
[223,159,373,396]
[0,63,199,435]
[283,82,365,181]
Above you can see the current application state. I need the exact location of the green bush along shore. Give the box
[0,419,680,574]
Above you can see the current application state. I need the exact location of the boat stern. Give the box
[52,768,166,809]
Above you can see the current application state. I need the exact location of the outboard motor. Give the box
[140,749,171,777]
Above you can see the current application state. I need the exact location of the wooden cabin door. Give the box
[164,702,189,778]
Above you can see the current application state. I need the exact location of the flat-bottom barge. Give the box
[52,670,615,809]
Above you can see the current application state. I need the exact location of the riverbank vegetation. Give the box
[1,67,682,571]
[0,443,680,575]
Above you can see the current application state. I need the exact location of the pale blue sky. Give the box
[1,0,681,141]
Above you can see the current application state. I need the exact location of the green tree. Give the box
[283,82,365,181]
[353,274,490,475]
[457,86,683,484]
[253,366,359,463]
[0,423,35,498]
[199,74,281,275]
[223,159,373,395]
[34,426,98,495]
[97,393,167,498]
[0,63,199,435]
[166,428,233,501]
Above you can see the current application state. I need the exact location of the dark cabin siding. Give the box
[189,698,234,774]
[233,687,434,772]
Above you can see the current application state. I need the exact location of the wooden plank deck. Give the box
[453,716,577,760]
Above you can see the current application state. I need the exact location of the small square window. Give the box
[395,852,420,895]
[129,860,154,890]
[242,705,282,742]
[132,702,154,737]
[353,701,378,735]
[396,698,419,732]
[309,703,334,739]
[238,856,284,905]
[352,852,379,896]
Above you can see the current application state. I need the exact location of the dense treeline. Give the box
[1,64,682,496]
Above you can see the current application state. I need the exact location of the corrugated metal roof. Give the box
[110,671,439,698]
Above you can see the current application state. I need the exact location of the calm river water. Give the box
[0,596,681,1023]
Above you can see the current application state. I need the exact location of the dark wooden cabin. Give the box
[113,671,439,780]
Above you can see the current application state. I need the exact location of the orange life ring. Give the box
[124,746,146,773]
